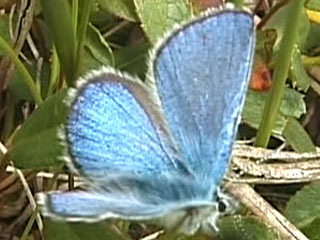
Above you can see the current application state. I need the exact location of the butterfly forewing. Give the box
[65,71,189,184]
[151,11,255,193]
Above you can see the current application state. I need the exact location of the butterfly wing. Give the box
[40,10,255,222]
[37,191,171,221]
[37,175,212,221]
[65,68,190,185]
[39,68,203,220]
[150,11,255,190]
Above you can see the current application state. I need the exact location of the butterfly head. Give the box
[158,188,239,235]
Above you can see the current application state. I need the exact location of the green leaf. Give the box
[218,215,280,240]
[279,88,306,117]
[134,0,192,44]
[300,217,320,240]
[45,220,80,240]
[0,14,11,56]
[10,126,64,169]
[9,67,35,101]
[243,89,286,135]
[306,0,320,10]
[9,61,51,101]
[264,1,309,50]
[14,90,68,142]
[98,0,138,22]
[40,0,77,86]
[10,89,68,169]
[242,88,306,135]
[0,35,43,104]
[86,23,114,68]
[304,22,320,53]
[256,29,276,61]
[114,42,150,78]
[285,181,320,229]
[255,1,308,148]
[45,220,127,240]
[283,118,316,153]
[75,0,95,81]
[82,48,105,72]
[289,47,311,91]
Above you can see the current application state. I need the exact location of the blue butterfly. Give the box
[37,9,255,234]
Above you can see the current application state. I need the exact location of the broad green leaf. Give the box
[45,220,127,240]
[243,89,287,135]
[45,220,80,240]
[242,88,306,135]
[218,215,280,240]
[134,0,192,44]
[289,47,311,91]
[40,0,77,86]
[283,118,316,153]
[98,0,138,22]
[10,126,64,169]
[86,23,114,68]
[285,181,320,229]
[279,88,306,117]
[300,217,320,240]
[10,89,68,169]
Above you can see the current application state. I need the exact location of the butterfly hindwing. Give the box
[37,191,171,221]
[37,174,213,221]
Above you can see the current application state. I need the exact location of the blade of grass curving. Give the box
[20,206,40,240]
[0,35,42,104]
[47,47,60,97]
[75,0,95,78]
[72,0,79,35]
[40,0,77,86]
[255,0,306,147]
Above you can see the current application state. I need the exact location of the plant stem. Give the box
[254,0,306,147]
[0,36,43,104]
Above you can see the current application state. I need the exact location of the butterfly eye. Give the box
[218,199,228,213]
[217,191,240,216]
